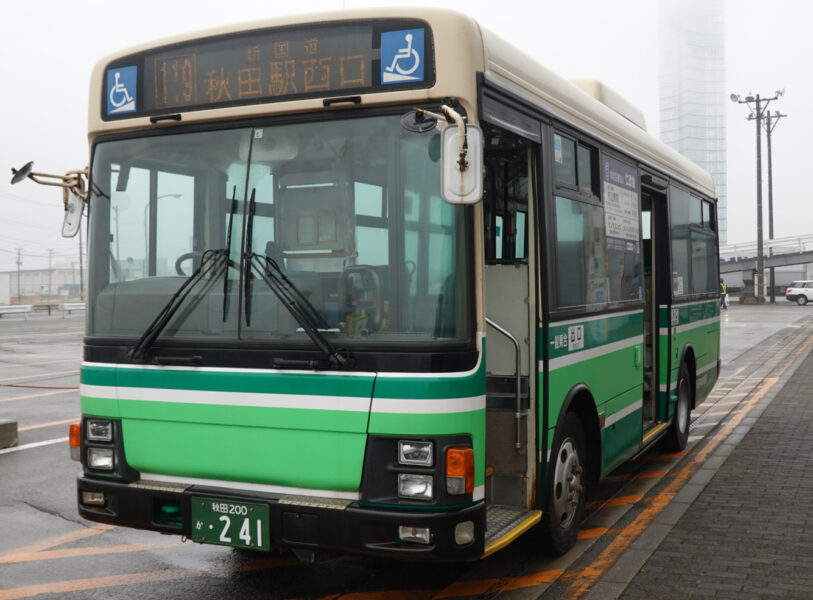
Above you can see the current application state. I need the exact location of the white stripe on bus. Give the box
[545,335,643,371]
[550,308,643,327]
[603,399,643,428]
[81,384,485,415]
[659,315,721,336]
[139,472,361,500]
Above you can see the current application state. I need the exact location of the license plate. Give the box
[191,496,270,551]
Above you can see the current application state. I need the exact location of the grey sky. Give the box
[1,0,810,271]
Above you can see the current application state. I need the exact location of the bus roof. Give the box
[88,7,715,198]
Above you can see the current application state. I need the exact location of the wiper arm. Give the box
[248,254,353,369]
[265,254,330,331]
[129,249,228,361]
[222,186,238,322]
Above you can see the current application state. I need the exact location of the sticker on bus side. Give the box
[381,29,425,84]
[568,325,584,351]
[106,66,137,115]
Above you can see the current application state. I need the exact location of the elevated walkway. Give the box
[720,233,813,274]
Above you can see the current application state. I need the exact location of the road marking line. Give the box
[0,370,78,384]
[578,528,608,540]
[0,437,67,456]
[435,570,563,598]
[0,556,298,600]
[0,359,77,371]
[604,470,667,483]
[585,494,643,511]
[18,418,78,432]
[1,541,183,564]
[0,389,76,404]
[0,525,114,564]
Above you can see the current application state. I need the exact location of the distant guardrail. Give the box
[59,302,86,318]
[720,234,813,262]
[0,305,33,320]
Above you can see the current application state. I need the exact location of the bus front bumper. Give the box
[77,475,485,561]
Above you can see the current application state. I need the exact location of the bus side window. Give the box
[483,124,528,263]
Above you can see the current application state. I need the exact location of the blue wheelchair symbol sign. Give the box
[106,66,137,115]
[381,29,424,84]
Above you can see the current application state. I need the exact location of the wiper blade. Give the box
[248,254,353,369]
[129,249,228,361]
[243,188,257,326]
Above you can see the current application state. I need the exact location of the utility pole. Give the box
[78,204,85,301]
[48,249,53,315]
[765,110,786,303]
[730,90,784,302]
[15,248,22,301]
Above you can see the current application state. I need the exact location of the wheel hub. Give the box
[553,438,583,529]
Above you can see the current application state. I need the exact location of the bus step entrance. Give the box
[482,505,541,557]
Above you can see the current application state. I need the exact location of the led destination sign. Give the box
[103,20,434,119]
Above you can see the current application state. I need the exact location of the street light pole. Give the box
[730,90,784,302]
[765,110,786,303]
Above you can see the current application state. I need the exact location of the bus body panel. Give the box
[667,299,721,407]
[659,299,720,418]
[544,311,645,478]
[81,363,375,492]
[369,360,487,496]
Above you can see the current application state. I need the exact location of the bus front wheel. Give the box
[539,412,586,555]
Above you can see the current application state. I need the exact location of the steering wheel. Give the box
[175,251,203,276]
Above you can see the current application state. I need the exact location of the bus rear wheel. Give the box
[666,363,692,451]
[539,412,586,555]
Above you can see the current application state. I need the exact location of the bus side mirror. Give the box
[62,188,84,238]
[440,124,483,205]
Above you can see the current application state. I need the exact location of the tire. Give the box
[666,363,692,451]
[797,295,808,306]
[539,412,587,555]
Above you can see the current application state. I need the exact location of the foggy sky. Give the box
[1,0,810,271]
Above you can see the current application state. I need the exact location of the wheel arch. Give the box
[553,384,602,483]
[679,344,697,408]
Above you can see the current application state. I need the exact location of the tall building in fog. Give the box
[659,0,727,243]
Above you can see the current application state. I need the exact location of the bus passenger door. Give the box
[482,124,536,515]
[641,181,670,438]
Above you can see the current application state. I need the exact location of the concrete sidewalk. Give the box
[610,333,813,598]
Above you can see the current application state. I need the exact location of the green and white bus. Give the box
[25,8,720,560]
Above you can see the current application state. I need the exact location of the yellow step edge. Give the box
[481,510,542,558]
[641,421,670,447]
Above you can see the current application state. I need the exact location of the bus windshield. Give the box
[86,114,471,346]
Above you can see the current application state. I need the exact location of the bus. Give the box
[14,7,719,561]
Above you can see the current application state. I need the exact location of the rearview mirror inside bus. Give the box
[440,124,483,205]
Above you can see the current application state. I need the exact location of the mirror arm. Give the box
[22,169,89,202]
[440,105,468,172]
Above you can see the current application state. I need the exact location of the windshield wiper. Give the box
[246,254,353,369]
[222,186,238,322]
[129,248,229,361]
[240,188,351,369]
[243,188,257,326]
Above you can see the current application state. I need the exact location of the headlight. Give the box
[398,440,433,466]
[398,473,434,501]
[87,447,114,470]
[86,419,113,442]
